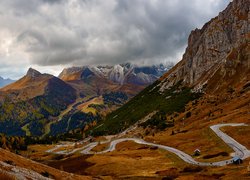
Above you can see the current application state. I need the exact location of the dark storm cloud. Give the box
[111,0,230,64]
[0,0,231,78]
[42,0,63,4]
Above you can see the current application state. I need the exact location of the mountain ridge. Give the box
[0,63,171,136]
[91,0,250,136]
[59,63,173,85]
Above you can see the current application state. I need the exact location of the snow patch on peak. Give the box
[109,64,125,84]
[59,63,173,85]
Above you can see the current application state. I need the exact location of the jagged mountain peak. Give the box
[26,68,42,78]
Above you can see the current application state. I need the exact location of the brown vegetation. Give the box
[0,148,91,179]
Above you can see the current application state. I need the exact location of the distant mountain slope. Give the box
[59,63,172,85]
[1,68,54,101]
[0,76,14,88]
[0,68,76,136]
[58,63,172,99]
[91,0,250,136]
[0,63,172,137]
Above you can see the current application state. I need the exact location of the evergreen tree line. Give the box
[0,134,27,152]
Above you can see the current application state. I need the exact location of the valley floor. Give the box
[20,123,250,179]
[7,90,250,179]
[46,123,250,167]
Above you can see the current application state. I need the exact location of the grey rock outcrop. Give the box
[159,0,249,93]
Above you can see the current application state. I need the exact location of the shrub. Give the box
[40,171,50,178]
[4,160,15,166]
[186,111,191,118]
[182,166,204,173]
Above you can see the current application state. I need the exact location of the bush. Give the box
[0,135,27,152]
[182,166,204,173]
[203,152,229,159]
[40,171,50,178]
[52,155,65,160]
[4,160,15,166]
[156,168,179,180]
[186,111,191,118]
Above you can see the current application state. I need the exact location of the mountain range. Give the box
[59,63,171,85]
[0,63,172,136]
[0,76,14,88]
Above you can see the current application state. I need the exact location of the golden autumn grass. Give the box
[48,141,184,178]
[0,172,15,180]
[222,126,250,149]
[0,148,91,179]
[91,142,109,152]
[79,96,104,115]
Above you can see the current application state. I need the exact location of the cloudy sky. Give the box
[0,0,230,79]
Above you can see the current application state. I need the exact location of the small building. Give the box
[194,149,201,156]
[232,156,243,164]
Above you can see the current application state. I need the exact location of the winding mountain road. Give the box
[46,123,250,166]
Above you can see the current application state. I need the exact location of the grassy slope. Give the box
[0,77,76,136]
[0,148,90,179]
[91,81,201,136]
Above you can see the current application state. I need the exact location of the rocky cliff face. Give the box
[159,0,249,93]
